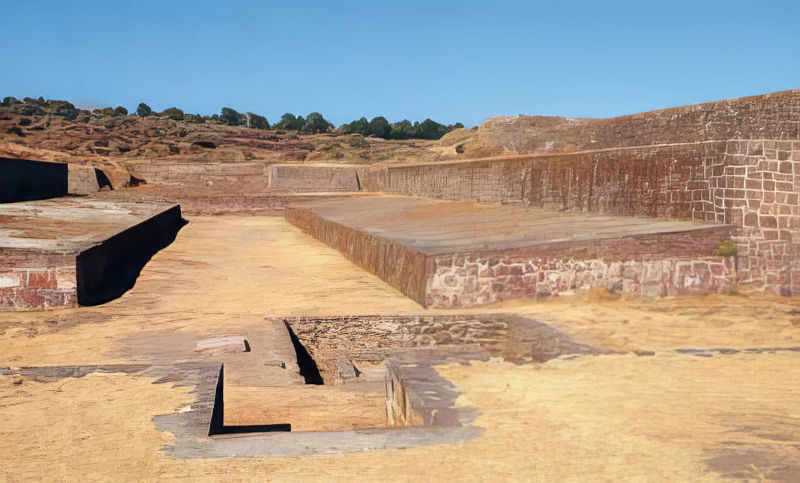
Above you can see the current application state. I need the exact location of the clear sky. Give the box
[2,0,799,127]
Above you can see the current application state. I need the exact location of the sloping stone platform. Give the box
[285,195,736,307]
[0,197,182,310]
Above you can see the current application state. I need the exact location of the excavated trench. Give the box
[206,314,605,439]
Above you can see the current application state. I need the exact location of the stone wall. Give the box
[0,203,183,310]
[427,227,735,307]
[267,164,361,192]
[284,204,430,303]
[475,90,800,154]
[286,202,736,308]
[364,142,726,219]
[0,157,68,203]
[714,140,800,294]
[363,139,800,294]
[429,255,734,308]
[567,90,800,150]
[0,249,77,309]
[127,162,270,193]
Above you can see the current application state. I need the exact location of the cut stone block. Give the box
[285,195,736,307]
[0,197,182,310]
[196,336,250,355]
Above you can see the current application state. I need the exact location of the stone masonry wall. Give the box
[556,90,800,152]
[0,249,77,309]
[429,255,734,308]
[365,142,725,219]
[267,164,361,192]
[284,204,430,303]
[427,227,735,307]
[713,140,800,294]
[364,140,800,294]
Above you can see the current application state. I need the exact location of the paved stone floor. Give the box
[0,197,177,252]
[0,216,798,480]
[288,195,726,255]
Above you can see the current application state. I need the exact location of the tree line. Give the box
[340,116,463,140]
[1,96,463,140]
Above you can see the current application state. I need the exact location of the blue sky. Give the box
[2,0,798,127]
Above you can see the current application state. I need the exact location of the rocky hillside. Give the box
[0,98,449,171]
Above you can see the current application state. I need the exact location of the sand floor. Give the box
[1,216,798,481]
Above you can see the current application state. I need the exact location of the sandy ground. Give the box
[1,216,799,481]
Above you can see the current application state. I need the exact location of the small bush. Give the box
[113,106,128,116]
[136,103,152,117]
[246,112,270,129]
[722,284,741,296]
[220,107,245,126]
[716,240,737,257]
[160,107,184,121]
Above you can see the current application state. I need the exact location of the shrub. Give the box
[1,97,20,106]
[716,240,737,257]
[246,112,270,129]
[113,106,128,116]
[220,107,245,126]
[722,284,741,296]
[136,103,152,117]
[160,107,184,121]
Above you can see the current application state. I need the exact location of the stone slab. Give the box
[0,196,182,309]
[285,195,736,307]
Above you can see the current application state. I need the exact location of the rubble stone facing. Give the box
[0,250,77,309]
[287,199,735,308]
[428,255,734,308]
[363,140,800,295]
[715,141,800,294]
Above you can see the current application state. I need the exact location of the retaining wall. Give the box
[363,139,800,294]
[0,157,68,202]
[286,203,736,308]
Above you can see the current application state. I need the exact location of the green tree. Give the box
[390,120,414,139]
[220,107,245,126]
[246,112,270,129]
[136,103,152,117]
[113,106,128,116]
[275,113,305,130]
[418,119,448,139]
[160,107,184,120]
[342,117,370,135]
[369,116,391,139]
[301,112,332,133]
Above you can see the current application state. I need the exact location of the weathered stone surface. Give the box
[361,139,800,296]
[196,336,249,355]
[0,197,182,310]
[267,163,361,192]
[285,195,735,307]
